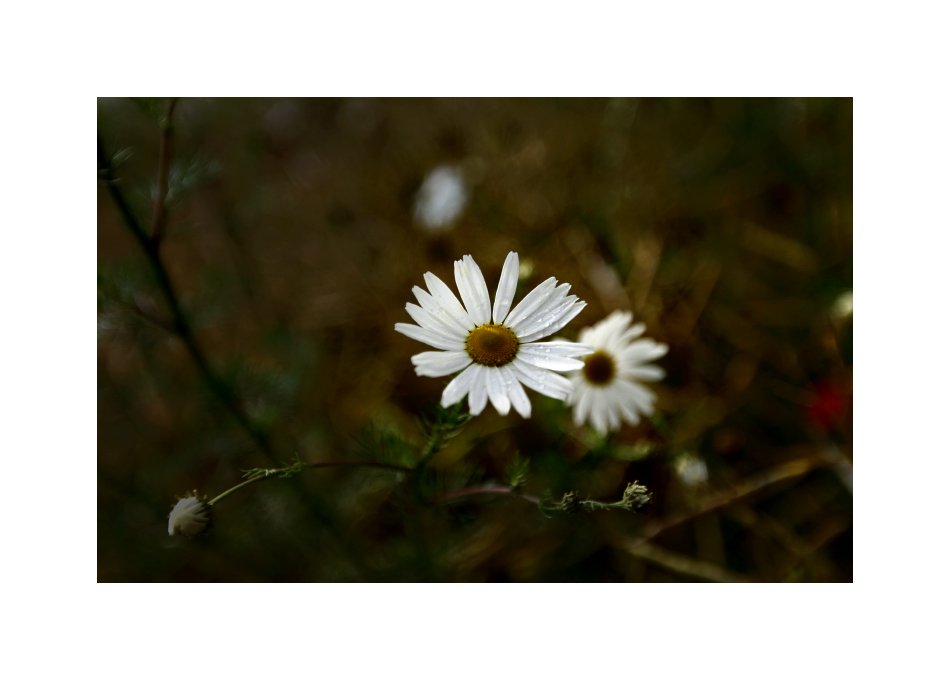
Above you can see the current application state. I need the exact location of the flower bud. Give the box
[621,482,651,510]
[168,492,213,538]
[560,491,583,514]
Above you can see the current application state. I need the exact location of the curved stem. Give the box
[208,474,267,506]
[306,461,412,472]
[207,460,412,507]
[430,485,541,506]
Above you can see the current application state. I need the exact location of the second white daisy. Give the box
[568,311,668,433]
[395,252,592,418]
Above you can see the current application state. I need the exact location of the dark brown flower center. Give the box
[465,324,519,367]
[582,351,615,385]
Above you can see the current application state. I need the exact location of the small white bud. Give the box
[413,165,468,232]
[831,290,853,320]
[674,454,708,487]
[168,493,212,538]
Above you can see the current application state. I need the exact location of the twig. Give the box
[208,460,412,506]
[624,541,752,583]
[625,455,831,549]
[110,300,176,334]
[151,98,176,244]
[779,517,852,582]
[98,132,277,463]
[430,485,541,506]
[306,461,412,473]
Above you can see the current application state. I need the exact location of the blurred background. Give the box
[98,97,852,582]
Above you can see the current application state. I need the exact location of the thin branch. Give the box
[624,541,752,583]
[98,133,277,463]
[429,485,541,505]
[207,474,266,506]
[305,461,412,473]
[625,455,831,549]
[151,98,176,244]
[779,517,852,582]
[207,460,412,506]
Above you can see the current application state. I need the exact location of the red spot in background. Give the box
[808,377,852,434]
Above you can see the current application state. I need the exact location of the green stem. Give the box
[430,485,541,505]
[416,427,447,471]
[208,474,266,506]
[207,460,412,507]
[414,402,467,473]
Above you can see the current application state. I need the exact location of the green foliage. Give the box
[416,400,473,469]
[649,412,671,440]
[97,262,172,340]
[416,457,486,505]
[242,452,308,481]
[504,453,530,491]
[352,423,418,468]
[104,144,133,170]
[128,97,167,122]
[220,359,302,429]
[166,154,220,206]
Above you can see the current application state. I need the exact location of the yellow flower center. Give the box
[582,351,615,385]
[465,324,519,367]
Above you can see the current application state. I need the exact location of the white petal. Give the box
[584,311,628,348]
[589,390,609,433]
[492,251,520,324]
[519,300,587,343]
[468,365,490,415]
[614,383,642,426]
[573,383,595,427]
[509,283,569,335]
[616,378,657,415]
[520,341,594,358]
[413,286,472,337]
[566,373,583,404]
[605,396,622,431]
[412,285,441,314]
[604,318,644,355]
[513,292,572,338]
[509,358,573,400]
[516,350,586,372]
[503,277,556,329]
[618,322,646,344]
[606,310,634,330]
[500,366,531,418]
[620,365,666,382]
[405,303,467,342]
[542,300,587,337]
[440,363,480,408]
[621,339,669,363]
[486,367,511,416]
[411,350,473,377]
[424,272,476,331]
[395,323,465,351]
[454,255,492,326]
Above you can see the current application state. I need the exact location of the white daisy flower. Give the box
[568,310,668,433]
[395,252,592,418]
[413,165,468,232]
[168,493,212,538]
